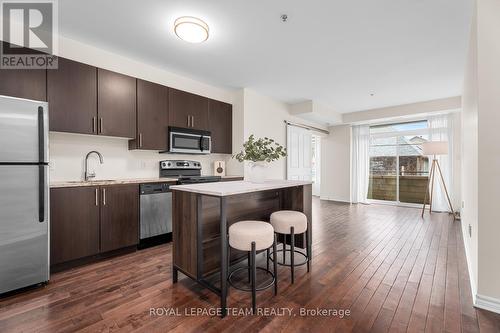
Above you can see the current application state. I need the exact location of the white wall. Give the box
[461,1,479,298]
[320,125,351,202]
[236,88,328,180]
[49,36,238,181]
[242,89,290,179]
[476,0,500,304]
[461,0,500,311]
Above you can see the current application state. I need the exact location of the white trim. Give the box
[370,128,430,139]
[460,220,477,304]
[475,294,500,314]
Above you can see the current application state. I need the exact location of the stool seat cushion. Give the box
[270,210,307,234]
[229,221,274,251]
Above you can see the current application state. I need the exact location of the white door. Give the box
[287,124,312,181]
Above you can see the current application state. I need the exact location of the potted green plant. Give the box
[233,135,287,183]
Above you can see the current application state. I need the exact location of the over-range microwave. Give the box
[166,127,211,154]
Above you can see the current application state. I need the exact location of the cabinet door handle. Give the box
[102,188,106,206]
[139,133,143,147]
[99,118,103,133]
[95,188,99,206]
[92,117,97,133]
[191,116,194,128]
[187,115,190,127]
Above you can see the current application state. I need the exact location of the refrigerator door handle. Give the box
[38,106,45,223]
[38,107,44,163]
[39,165,44,222]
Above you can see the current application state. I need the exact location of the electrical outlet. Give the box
[468,224,472,237]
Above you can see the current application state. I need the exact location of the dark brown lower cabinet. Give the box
[50,186,100,265]
[100,184,139,252]
[50,184,139,267]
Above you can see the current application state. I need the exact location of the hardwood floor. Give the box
[1,199,499,332]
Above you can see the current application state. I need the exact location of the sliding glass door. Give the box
[368,121,430,205]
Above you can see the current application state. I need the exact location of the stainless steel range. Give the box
[139,160,221,248]
[159,160,221,184]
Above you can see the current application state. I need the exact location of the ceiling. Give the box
[59,0,472,114]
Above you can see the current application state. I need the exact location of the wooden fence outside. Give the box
[367,175,428,204]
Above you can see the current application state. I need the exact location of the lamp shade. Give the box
[422,141,448,155]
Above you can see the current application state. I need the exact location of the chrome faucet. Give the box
[84,151,104,181]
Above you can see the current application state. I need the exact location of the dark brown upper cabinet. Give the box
[130,79,169,150]
[97,69,136,138]
[47,57,97,134]
[209,99,232,154]
[99,184,139,253]
[50,186,100,265]
[0,42,46,101]
[169,88,209,131]
[0,69,47,102]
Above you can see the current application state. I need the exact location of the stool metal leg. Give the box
[306,229,310,272]
[173,266,178,283]
[251,242,257,315]
[227,235,230,295]
[247,252,251,283]
[290,227,295,284]
[283,234,286,264]
[273,234,278,295]
[266,248,270,271]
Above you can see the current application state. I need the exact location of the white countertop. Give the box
[50,175,243,188]
[170,179,312,197]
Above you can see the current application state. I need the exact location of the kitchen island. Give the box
[169,180,312,317]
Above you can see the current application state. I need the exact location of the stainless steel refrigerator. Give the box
[0,95,49,295]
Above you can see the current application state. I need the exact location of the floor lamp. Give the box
[421,141,455,219]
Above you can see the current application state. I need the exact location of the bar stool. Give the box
[228,221,278,314]
[269,210,310,283]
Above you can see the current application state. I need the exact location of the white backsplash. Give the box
[49,132,234,182]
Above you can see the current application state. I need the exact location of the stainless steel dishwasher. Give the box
[139,183,172,248]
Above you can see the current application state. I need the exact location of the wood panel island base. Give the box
[170,180,312,317]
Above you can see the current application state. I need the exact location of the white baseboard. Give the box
[475,294,500,314]
[319,196,351,204]
[460,221,477,303]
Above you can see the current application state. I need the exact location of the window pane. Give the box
[398,135,430,204]
[368,137,397,201]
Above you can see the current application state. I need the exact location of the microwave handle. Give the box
[200,136,211,152]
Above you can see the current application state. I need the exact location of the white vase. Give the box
[248,161,268,183]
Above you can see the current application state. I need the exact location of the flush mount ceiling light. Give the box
[174,16,209,43]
